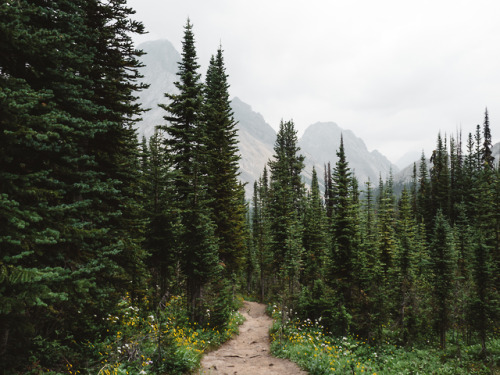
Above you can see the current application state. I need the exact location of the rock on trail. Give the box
[198,301,307,375]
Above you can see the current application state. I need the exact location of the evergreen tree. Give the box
[377,176,397,278]
[357,179,384,339]
[493,165,500,300]
[204,46,246,277]
[159,19,219,323]
[481,108,494,169]
[142,129,182,302]
[0,0,147,370]
[469,234,494,355]
[410,162,418,215]
[324,162,334,220]
[302,167,328,289]
[463,132,478,219]
[417,151,432,232]
[268,120,305,310]
[430,133,451,218]
[429,210,455,349]
[253,167,272,301]
[452,204,474,342]
[395,188,421,344]
[328,135,359,333]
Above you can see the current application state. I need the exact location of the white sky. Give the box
[126,0,500,164]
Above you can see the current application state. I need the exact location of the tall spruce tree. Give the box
[417,152,432,232]
[268,120,305,309]
[357,179,384,338]
[302,167,328,289]
[430,133,451,218]
[481,109,494,169]
[253,167,272,301]
[429,210,455,349]
[469,235,494,355]
[329,135,359,333]
[0,0,147,370]
[159,19,219,323]
[204,47,246,277]
[449,132,464,224]
[395,188,421,344]
[142,129,182,302]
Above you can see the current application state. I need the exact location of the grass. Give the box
[55,294,245,375]
[269,306,499,375]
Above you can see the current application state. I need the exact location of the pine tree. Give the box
[328,135,359,333]
[410,163,418,215]
[451,204,474,343]
[268,120,305,310]
[468,235,494,355]
[493,165,500,301]
[302,168,328,289]
[0,0,148,369]
[430,133,451,218]
[377,176,397,278]
[357,179,384,339]
[253,167,272,301]
[463,132,478,219]
[204,46,246,277]
[142,129,182,302]
[395,188,421,344]
[481,108,494,169]
[449,132,463,223]
[417,151,432,233]
[159,19,219,323]
[429,210,455,349]
[324,162,334,220]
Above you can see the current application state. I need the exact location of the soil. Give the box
[198,301,308,375]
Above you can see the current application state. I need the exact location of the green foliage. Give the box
[0,0,148,372]
[204,47,247,277]
[267,120,305,305]
[158,19,222,324]
[270,309,498,374]
[429,211,456,349]
[2,2,499,372]
[49,294,244,375]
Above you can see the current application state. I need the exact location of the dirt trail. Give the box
[198,301,307,375]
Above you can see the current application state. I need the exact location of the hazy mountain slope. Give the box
[231,97,275,196]
[133,39,399,197]
[299,122,397,187]
[135,39,180,139]
[133,40,275,197]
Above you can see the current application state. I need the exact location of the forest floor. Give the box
[198,300,308,375]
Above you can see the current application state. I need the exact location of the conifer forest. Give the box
[1,2,499,374]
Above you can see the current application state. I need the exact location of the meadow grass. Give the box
[56,294,244,375]
[269,306,499,375]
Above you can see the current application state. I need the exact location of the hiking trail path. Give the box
[198,300,308,375]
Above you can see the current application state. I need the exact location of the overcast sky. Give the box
[126,0,500,164]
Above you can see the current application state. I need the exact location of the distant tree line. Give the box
[248,110,499,353]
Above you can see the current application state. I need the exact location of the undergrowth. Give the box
[31,294,244,375]
[269,305,499,375]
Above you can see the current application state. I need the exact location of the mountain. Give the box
[230,97,275,197]
[396,150,422,170]
[135,39,180,139]
[134,39,399,197]
[299,122,396,189]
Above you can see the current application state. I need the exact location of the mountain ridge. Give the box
[134,39,401,196]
